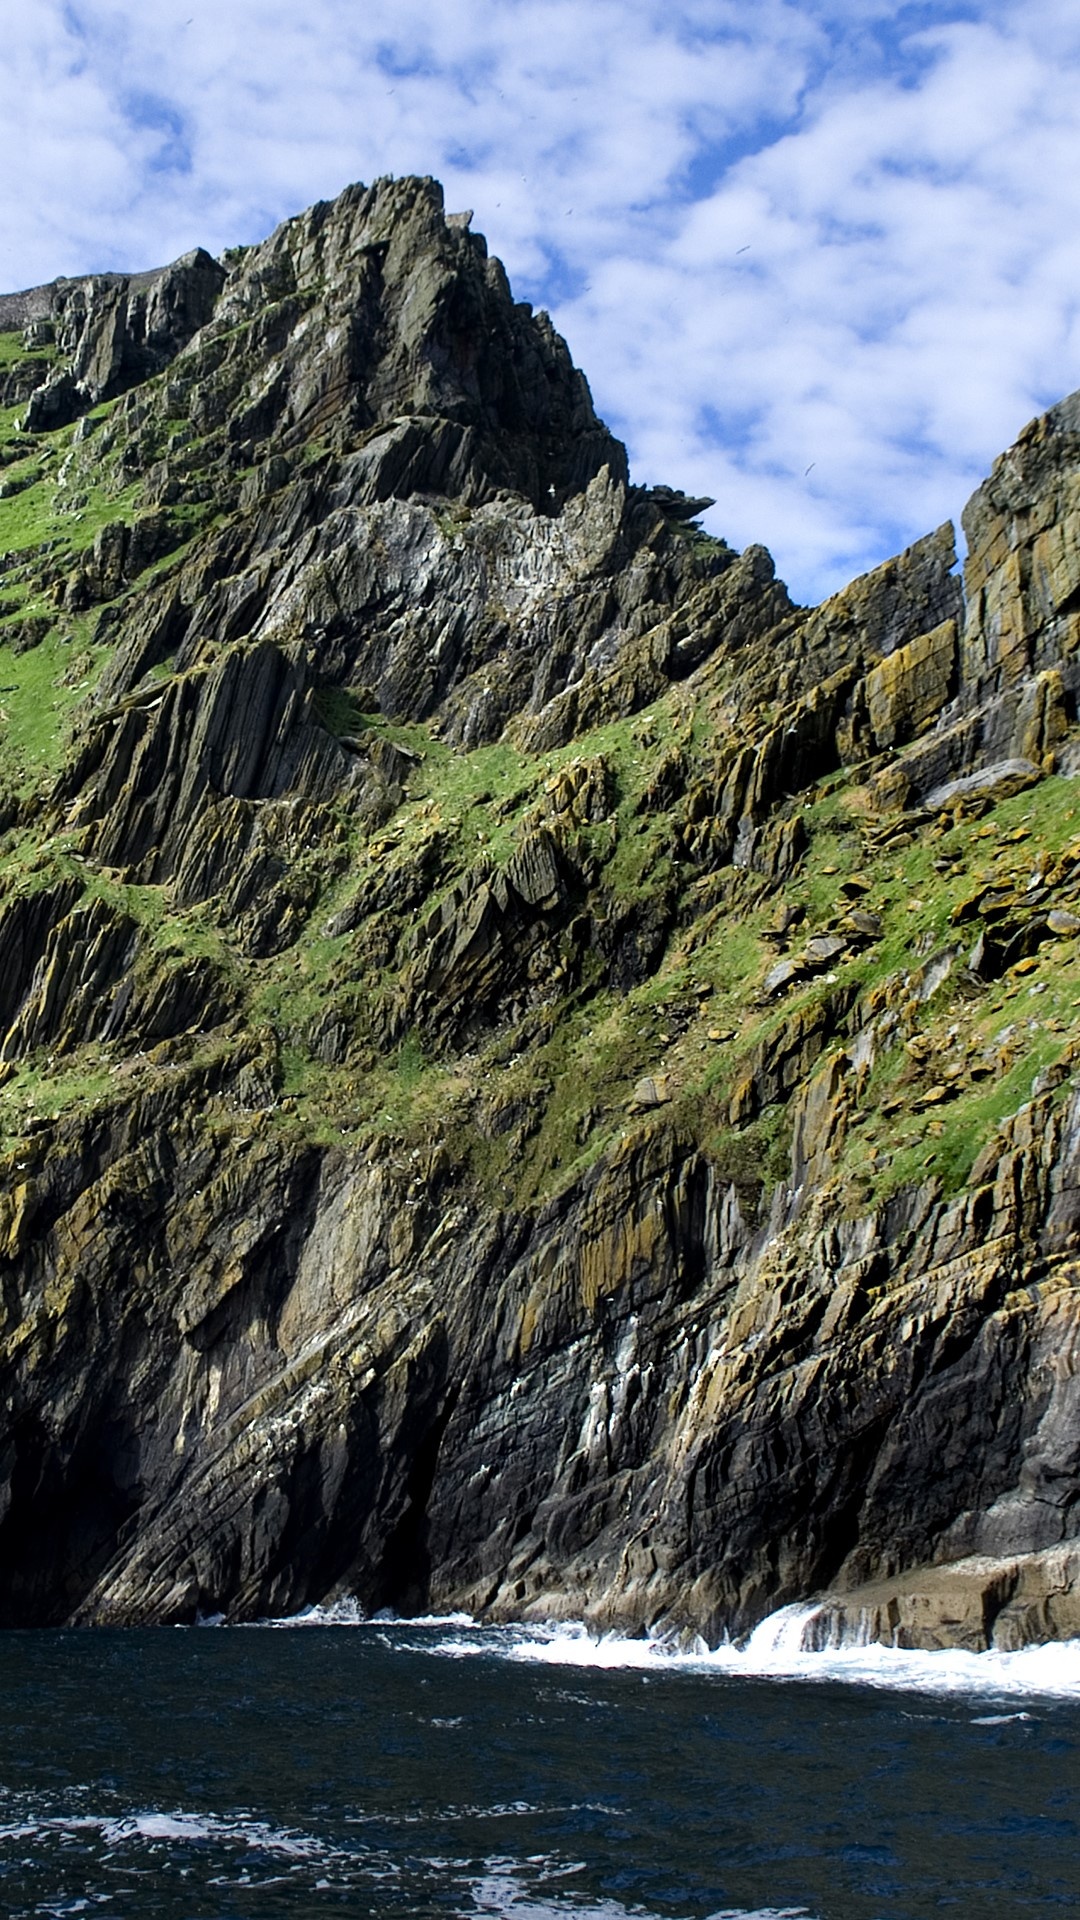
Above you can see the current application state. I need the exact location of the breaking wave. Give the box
[256,1598,1080,1699]
[0,1803,334,1858]
[488,1608,1080,1700]
[470,1875,812,1920]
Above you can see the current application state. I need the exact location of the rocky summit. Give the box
[0,176,1078,1650]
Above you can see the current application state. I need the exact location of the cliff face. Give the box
[1,177,1079,1647]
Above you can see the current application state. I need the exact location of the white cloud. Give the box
[2,1,1080,600]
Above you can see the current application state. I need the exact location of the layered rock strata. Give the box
[0,177,1078,1645]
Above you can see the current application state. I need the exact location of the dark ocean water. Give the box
[0,1612,1078,1919]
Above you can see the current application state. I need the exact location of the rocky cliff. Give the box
[0,176,1079,1648]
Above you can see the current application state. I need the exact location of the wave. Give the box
[482,1609,1080,1700]
[0,1795,818,1920]
[235,1600,477,1630]
[225,1596,1080,1699]
[470,1869,813,1920]
[0,1807,328,1857]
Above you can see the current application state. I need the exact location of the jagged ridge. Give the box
[0,177,1078,1646]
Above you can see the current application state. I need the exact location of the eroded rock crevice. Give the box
[0,176,1079,1645]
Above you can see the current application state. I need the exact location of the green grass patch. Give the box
[314,685,368,738]
[0,1055,118,1145]
[0,453,138,561]
[0,600,121,791]
[391,1029,429,1093]
[867,1027,1069,1203]
[0,401,28,453]
[0,625,90,784]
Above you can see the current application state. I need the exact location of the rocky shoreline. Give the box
[800,1546,1080,1654]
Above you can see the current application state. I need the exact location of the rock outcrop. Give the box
[8,251,226,432]
[0,176,1078,1646]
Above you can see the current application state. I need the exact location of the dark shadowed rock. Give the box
[0,178,1079,1648]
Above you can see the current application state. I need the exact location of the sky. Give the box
[3,1,1080,606]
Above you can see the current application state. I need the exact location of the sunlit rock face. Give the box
[0,176,1079,1645]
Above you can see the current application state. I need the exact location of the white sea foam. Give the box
[346,1800,615,1828]
[249,1594,1080,1700]
[970,1711,1034,1725]
[0,1808,329,1858]
[429,1607,1080,1700]
[250,1600,477,1629]
[259,1596,368,1627]
[469,1871,813,1920]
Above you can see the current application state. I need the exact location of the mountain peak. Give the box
[0,181,1078,1647]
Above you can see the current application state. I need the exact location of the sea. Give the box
[1,1606,1078,1919]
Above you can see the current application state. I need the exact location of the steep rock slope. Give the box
[0,177,1078,1647]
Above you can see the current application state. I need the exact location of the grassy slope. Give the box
[0,320,1077,1231]
[0,369,145,790]
[5,680,1073,1220]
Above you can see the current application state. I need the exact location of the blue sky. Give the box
[5,0,1080,605]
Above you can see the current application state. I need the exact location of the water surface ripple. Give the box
[0,1616,1077,1917]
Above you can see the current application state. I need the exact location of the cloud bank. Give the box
[3,0,1080,602]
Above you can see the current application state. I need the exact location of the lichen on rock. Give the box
[0,176,1078,1647]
